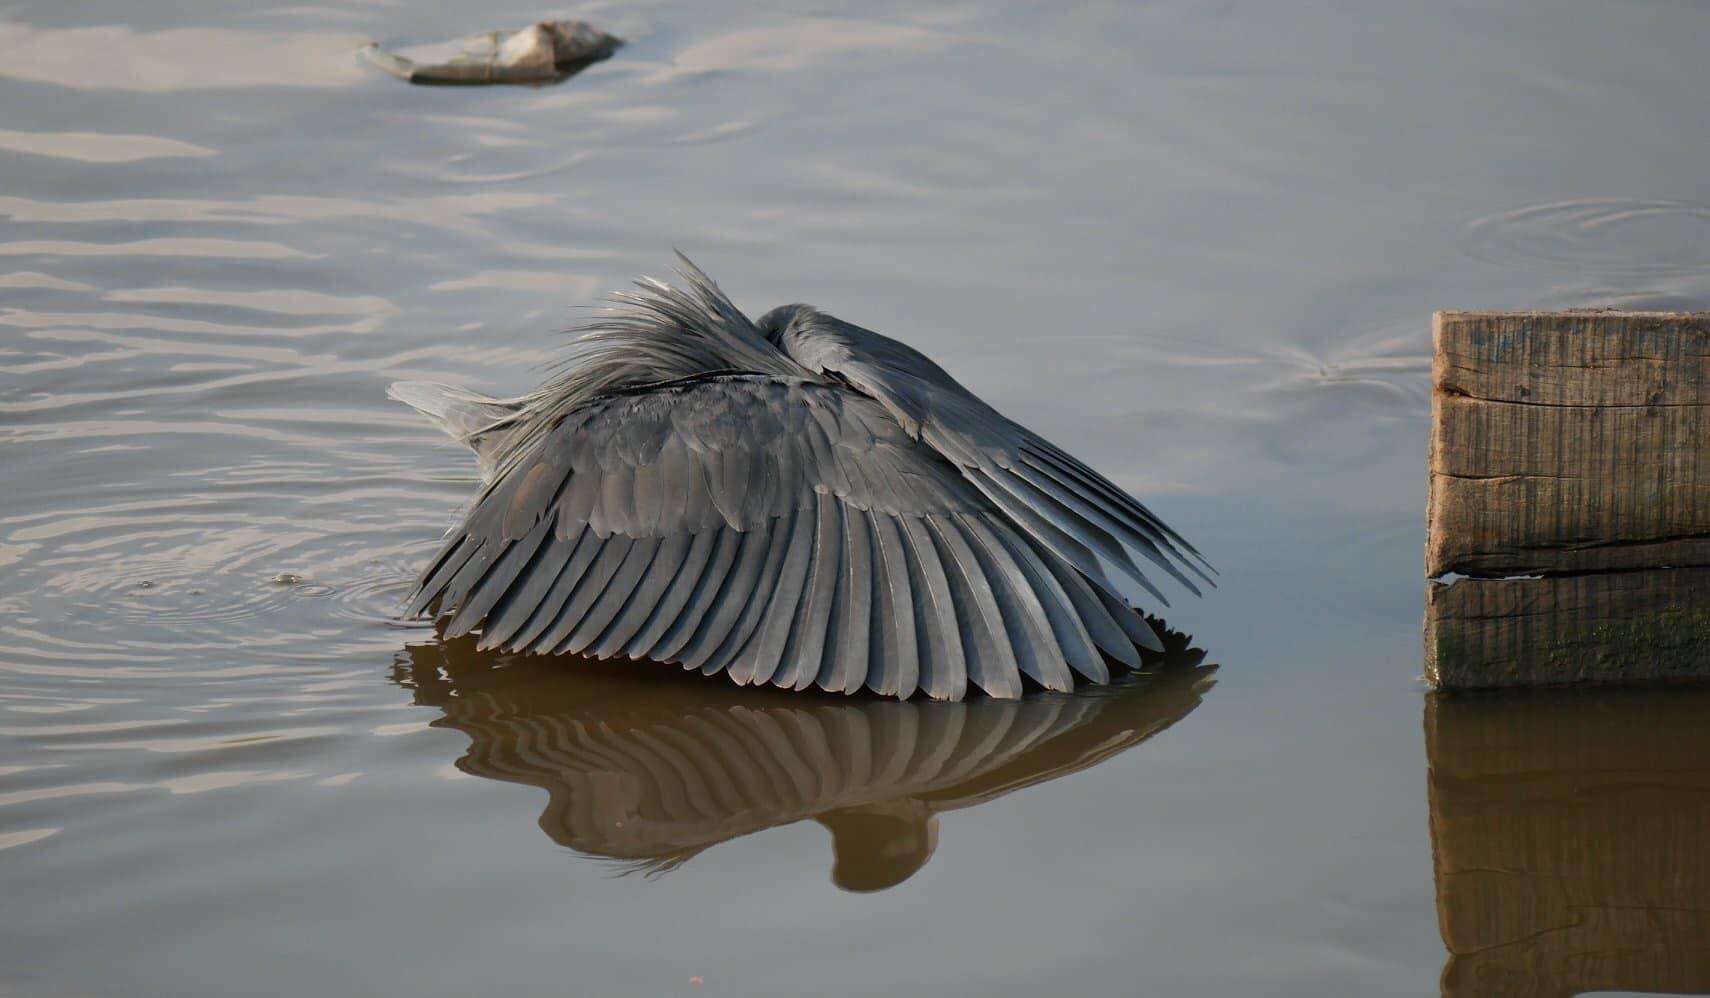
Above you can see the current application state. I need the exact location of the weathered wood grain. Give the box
[1427,688,1710,996]
[1425,569,1710,689]
[1435,310,1710,406]
[1427,310,1710,577]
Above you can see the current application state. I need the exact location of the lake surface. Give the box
[3,1,1709,994]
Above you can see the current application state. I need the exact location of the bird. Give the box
[390,255,1213,701]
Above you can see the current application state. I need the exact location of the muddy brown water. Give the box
[4,2,1710,995]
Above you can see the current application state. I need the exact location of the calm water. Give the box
[3,1,1709,995]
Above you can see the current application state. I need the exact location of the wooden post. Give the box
[1426,311,1710,688]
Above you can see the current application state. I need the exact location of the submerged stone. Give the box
[360,21,622,86]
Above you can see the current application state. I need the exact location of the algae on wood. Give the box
[1425,568,1710,689]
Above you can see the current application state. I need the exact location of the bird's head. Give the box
[755,303,817,348]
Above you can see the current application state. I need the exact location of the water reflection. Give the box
[0,128,215,163]
[654,18,947,80]
[0,20,365,91]
[1463,198,1710,279]
[397,626,1215,892]
[1426,689,1710,997]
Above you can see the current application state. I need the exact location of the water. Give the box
[2,1,1708,994]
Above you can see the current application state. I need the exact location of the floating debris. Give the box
[360,21,622,86]
[269,573,303,586]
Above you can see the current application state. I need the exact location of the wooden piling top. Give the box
[1426,310,1710,688]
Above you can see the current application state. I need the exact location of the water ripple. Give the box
[0,128,215,163]
[0,21,365,91]
[0,238,316,260]
[1464,198,1710,277]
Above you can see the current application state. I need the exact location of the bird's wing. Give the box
[776,311,1213,611]
[407,374,1156,700]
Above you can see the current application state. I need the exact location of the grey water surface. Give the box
[4,2,1710,995]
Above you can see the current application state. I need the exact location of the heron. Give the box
[391,256,1213,701]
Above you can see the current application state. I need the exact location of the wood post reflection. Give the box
[397,630,1214,892]
[1426,688,1710,997]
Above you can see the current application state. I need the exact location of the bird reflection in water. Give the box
[395,622,1215,892]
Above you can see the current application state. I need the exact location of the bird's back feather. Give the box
[387,381,523,482]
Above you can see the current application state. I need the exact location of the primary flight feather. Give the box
[392,256,1212,701]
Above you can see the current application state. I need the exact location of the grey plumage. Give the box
[393,255,1211,701]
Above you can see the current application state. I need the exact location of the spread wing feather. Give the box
[770,309,1211,618]
[407,374,1158,700]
